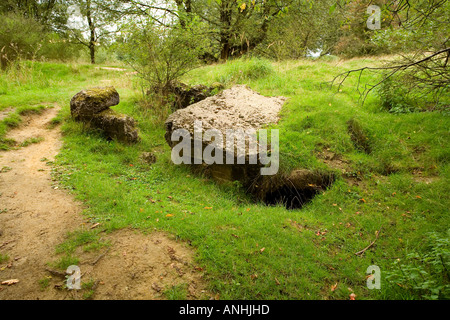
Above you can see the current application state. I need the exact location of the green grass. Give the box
[56,229,109,254]
[38,276,52,291]
[0,253,9,264]
[164,283,189,300]
[1,57,449,300]
[51,255,79,271]
[81,278,97,300]
[19,136,44,147]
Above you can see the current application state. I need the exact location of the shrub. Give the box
[0,12,45,68]
[377,72,450,114]
[385,230,450,300]
[377,76,417,114]
[39,33,83,62]
[116,17,210,122]
[117,17,209,95]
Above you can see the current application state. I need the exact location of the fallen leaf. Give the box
[331,282,338,292]
[349,293,356,300]
[1,279,19,286]
[275,277,280,285]
[365,274,374,280]
[260,247,265,253]
[204,207,212,210]
[165,214,174,217]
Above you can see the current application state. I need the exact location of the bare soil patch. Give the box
[0,106,208,300]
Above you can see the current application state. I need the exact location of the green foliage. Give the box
[164,283,189,300]
[56,229,108,254]
[377,73,450,114]
[347,118,372,154]
[213,57,274,84]
[52,255,79,271]
[38,276,52,290]
[39,33,83,62]
[81,278,97,299]
[116,17,211,122]
[256,0,340,60]
[3,113,21,128]
[1,58,448,300]
[0,12,45,68]
[377,76,417,114]
[0,0,69,31]
[385,230,450,300]
[19,136,44,147]
[0,253,9,264]
[117,17,209,92]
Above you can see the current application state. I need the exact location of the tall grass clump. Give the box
[0,60,49,94]
[214,57,274,84]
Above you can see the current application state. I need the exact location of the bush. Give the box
[377,72,450,114]
[377,76,417,114]
[117,17,209,94]
[385,230,450,300]
[0,12,45,68]
[39,33,83,62]
[116,17,210,122]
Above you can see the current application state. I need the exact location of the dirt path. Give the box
[0,106,208,300]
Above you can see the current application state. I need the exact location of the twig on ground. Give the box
[90,248,110,265]
[355,227,382,256]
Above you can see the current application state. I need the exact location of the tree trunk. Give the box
[89,42,95,64]
[86,0,96,64]
[219,0,233,61]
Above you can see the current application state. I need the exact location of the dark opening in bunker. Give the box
[256,170,335,210]
[264,185,321,210]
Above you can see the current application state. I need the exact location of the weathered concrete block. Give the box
[70,86,120,120]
